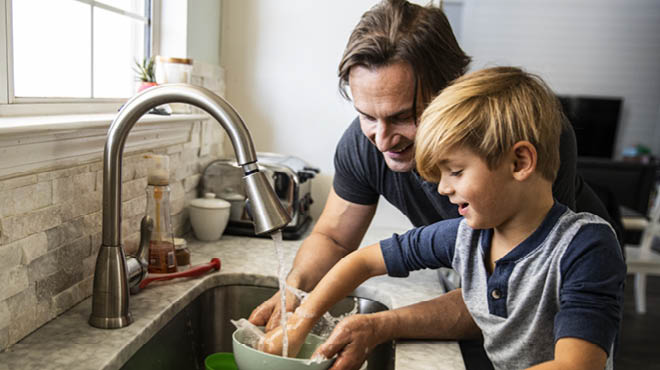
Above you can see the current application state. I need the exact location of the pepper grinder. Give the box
[145,154,177,273]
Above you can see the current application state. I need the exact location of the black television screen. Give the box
[558,95,622,159]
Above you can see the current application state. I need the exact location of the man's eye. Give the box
[361,114,376,122]
[393,115,414,124]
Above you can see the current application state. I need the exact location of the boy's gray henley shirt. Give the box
[380,202,625,369]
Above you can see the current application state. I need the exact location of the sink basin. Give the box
[121,285,395,370]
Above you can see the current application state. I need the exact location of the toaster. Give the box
[199,152,319,240]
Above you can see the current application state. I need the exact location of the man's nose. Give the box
[373,121,393,151]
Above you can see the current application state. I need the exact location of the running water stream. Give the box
[248,230,357,359]
[271,230,289,357]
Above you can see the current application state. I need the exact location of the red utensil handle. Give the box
[139,258,221,289]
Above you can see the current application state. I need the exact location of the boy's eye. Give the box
[450,170,463,176]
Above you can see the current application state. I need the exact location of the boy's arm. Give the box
[259,243,386,357]
[525,337,607,370]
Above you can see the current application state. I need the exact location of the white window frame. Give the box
[0,0,219,181]
[0,0,160,116]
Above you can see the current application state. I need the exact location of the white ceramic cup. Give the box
[189,193,231,241]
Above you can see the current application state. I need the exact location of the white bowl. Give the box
[232,328,334,370]
[189,193,231,241]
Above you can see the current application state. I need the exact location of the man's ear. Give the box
[510,141,537,181]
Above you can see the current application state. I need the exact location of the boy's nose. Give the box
[437,179,453,196]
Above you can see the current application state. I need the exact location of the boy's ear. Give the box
[510,141,537,181]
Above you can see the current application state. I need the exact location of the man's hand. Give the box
[249,189,377,332]
[248,288,300,332]
[313,314,383,370]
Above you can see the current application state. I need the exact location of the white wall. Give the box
[219,0,660,228]
[159,0,222,65]
[187,0,222,65]
[461,0,660,158]
[220,0,416,228]
[158,0,187,58]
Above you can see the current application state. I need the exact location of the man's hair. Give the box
[416,66,563,183]
[338,0,471,109]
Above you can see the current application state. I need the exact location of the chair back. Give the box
[639,184,660,258]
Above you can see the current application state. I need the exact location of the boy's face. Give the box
[349,62,419,173]
[436,146,518,230]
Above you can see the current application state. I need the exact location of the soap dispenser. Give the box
[145,154,177,273]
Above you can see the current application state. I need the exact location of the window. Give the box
[3,0,152,107]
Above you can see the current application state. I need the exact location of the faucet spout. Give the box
[89,84,291,329]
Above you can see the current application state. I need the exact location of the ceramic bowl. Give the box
[232,328,334,370]
[190,192,231,241]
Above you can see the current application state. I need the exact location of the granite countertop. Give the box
[0,227,465,370]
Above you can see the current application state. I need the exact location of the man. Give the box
[249,1,617,368]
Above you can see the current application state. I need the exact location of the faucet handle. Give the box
[135,216,153,263]
[127,216,153,294]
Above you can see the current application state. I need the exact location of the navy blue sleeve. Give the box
[555,223,625,355]
[333,118,379,205]
[380,218,461,277]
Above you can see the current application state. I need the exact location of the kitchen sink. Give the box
[121,284,395,370]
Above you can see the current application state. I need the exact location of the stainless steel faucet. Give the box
[89,84,291,329]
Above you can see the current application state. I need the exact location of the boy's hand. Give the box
[258,314,308,358]
[248,289,300,332]
[313,314,381,370]
[258,324,285,355]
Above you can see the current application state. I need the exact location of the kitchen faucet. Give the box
[89,84,291,329]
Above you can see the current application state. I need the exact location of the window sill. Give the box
[0,112,211,179]
[0,112,208,135]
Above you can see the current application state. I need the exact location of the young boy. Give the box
[260,66,625,370]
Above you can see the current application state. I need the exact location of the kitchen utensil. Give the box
[232,327,334,370]
[139,258,221,289]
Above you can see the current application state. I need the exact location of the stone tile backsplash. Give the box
[0,127,224,351]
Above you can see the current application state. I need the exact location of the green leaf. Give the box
[133,56,156,82]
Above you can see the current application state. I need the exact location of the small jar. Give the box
[155,56,193,84]
[155,56,194,113]
[190,193,231,241]
[173,237,191,270]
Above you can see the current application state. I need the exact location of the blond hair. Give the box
[416,66,563,183]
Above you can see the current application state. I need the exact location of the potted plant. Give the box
[134,56,157,92]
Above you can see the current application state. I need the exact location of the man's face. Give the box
[349,62,419,173]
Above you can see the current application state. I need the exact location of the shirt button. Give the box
[491,289,502,300]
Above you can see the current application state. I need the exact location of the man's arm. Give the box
[248,187,377,330]
[288,188,377,292]
[375,288,481,340]
[314,289,482,370]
